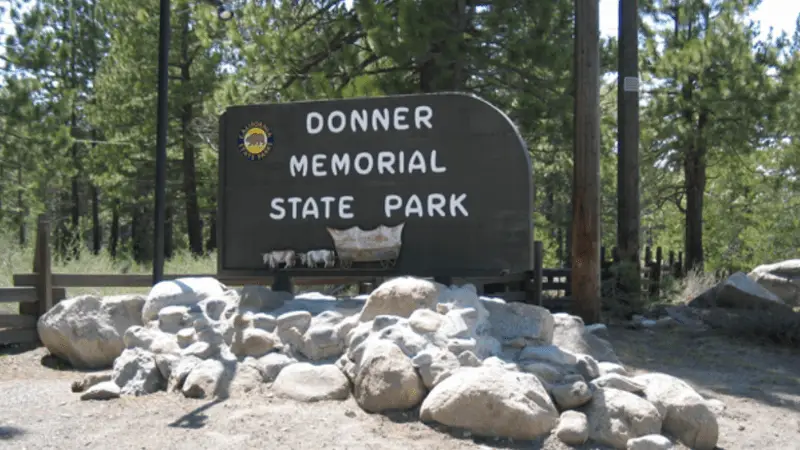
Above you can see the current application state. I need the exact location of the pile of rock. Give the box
[40,276,720,450]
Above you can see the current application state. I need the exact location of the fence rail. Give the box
[537,245,684,299]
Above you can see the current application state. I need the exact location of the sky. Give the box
[599,0,800,40]
[2,0,800,59]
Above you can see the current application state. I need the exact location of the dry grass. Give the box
[0,231,215,314]
[0,231,359,315]
[661,267,721,305]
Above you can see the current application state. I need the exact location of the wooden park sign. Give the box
[217,93,533,278]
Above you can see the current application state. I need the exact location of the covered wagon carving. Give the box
[326,223,405,269]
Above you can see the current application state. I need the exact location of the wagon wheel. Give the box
[380,258,396,269]
[340,258,353,269]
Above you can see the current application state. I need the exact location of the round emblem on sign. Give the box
[237,122,274,161]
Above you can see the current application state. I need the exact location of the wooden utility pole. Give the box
[572,0,602,324]
[617,0,642,297]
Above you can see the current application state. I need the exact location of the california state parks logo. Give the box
[237,121,274,161]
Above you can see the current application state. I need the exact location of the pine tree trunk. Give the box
[90,184,101,254]
[131,209,140,262]
[165,203,174,259]
[206,211,217,254]
[180,16,203,256]
[16,165,25,246]
[110,201,120,258]
[683,108,708,273]
[182,103,203,256]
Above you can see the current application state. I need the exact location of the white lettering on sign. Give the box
[305,106,433,134]
[267,104,472,221]
[270,196,354,220]
[384,194,468,219]
[289,150,447,178]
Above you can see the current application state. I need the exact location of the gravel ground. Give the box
[1,327,798,450]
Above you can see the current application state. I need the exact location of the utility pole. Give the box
[572,0,602,324]
[152,1,233,286]
[617,0,641,301]
[152,0,170,286]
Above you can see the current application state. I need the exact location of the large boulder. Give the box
[353,339,427,413]
[272,363,350,402]
[555,410,589,446]
[247,352,297,382]
[123,326,181,355]
[420,366,559,440]
[182,358,235,399]
[482,300,554,345]
[436,285,491,334]
[689,272,785,310]
[142,277,231,323]
[551,313,621,364]
[635,373,718,450]
[237,285,289,313]
[580,387,662,449]
[112,348,165,396]
[38,294,145,369]
[359,277,441,322]
[748,260,800,307]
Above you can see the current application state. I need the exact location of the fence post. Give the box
[36,215,53,316]
[22,215,53,319]
[650,247,662,297]
[532,241,543,306]
[677,252,684,277]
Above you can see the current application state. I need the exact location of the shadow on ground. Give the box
[39,353,77,371]
[168,398,226,429]
[0,343,38,357]
[606,327,800,412]
[0,425,26,440]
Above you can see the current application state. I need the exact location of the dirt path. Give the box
[1,327,798,450]
[606,328,800,450]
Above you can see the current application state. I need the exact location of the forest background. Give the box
[1,0,799,284]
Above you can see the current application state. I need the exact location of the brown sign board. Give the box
[217,93,533,278]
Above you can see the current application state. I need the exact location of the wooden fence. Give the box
[536,244,685,298]
[1,216,684,347]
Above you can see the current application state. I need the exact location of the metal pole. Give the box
[617,0,641,297]
[153,0,170,285]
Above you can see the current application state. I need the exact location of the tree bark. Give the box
[571,0,602,324]
[206,209,217,254]
[16,164,25,246]
[165,203,174,259]
[616,0,642,306]
[131,208,142,262]
[0,164,4,223]
[684,110,708,272]
[180,15,203,256]
[90,184,101,254]
[110,200,120,258]
[69,4,81,261]
[70,159,80,259]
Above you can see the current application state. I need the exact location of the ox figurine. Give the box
[297,249,336,268]
[262,250,297,269]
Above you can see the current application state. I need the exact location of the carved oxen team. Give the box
[261,249,337,270]
[261,223,405,270]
